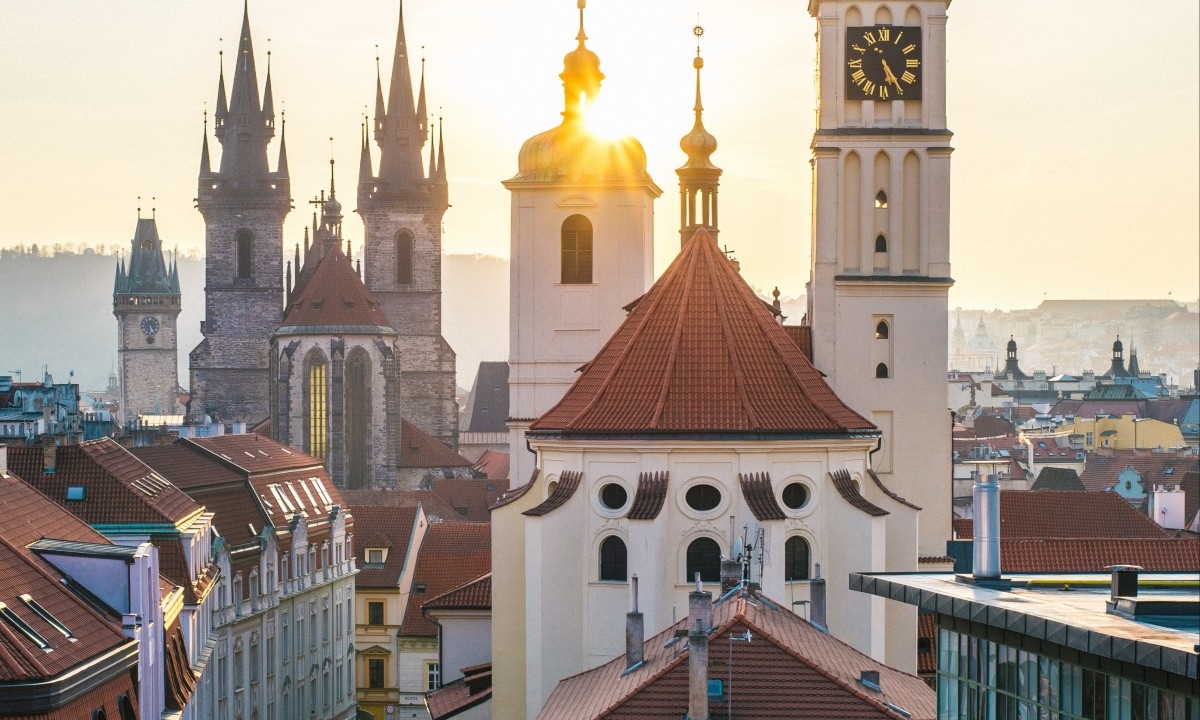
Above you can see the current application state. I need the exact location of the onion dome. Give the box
[1113,336,1123,354]
[679,56,718,170]
[1006,336,1017,353]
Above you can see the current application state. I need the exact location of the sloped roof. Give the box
[954,491,1170,539]
[831,469,888,517]
[6,440,202,527]
[472,450,510,483]
[279,244,395,331]
[342,488,465,522]
[465,362,510,433]
[538,588,935,719]
[1078,449,1198,493]
[426,478,509,522]
[740,472,786,521]
[351,505,418,589]
[184,434,323,474]
[1031,467,1084,492]
[427,664,493,720]
[1000,538,1200,572]
[523,470,582,517]
[400,419,473,468]
[531,229,874,436]
[400,523,491,637]
[422,572,491,612]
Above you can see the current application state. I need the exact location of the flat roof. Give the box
[850,571,1198,681]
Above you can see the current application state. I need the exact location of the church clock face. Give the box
[845,26,922,101]
[140,315,160,337]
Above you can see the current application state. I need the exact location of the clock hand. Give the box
[880,59,904,94]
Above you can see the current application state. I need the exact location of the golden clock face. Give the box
[845,25,922,101]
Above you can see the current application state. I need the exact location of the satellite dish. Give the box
[733,536,745,561]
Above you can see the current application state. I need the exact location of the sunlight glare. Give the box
[582,96,624,140]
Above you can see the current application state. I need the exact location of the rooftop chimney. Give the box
[40,435,57,474]
[688,619,710,720]
[688,573,712,632]
[625,575,644,671]
[0,445,7,475]
[1109,565,1142,601]
[972,474,1001,579]
[810,563,828,632]
[720,558,741,592]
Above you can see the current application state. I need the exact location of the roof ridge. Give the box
[705,239,761,428]
[650,241,699,427]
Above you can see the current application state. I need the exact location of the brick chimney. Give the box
[625,575,644,671]
[810,563,827,632]
[40,435,57,474]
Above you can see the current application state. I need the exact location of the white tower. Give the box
[807,0,953,558]
[503,1,660,486]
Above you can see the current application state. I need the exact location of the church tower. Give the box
[806,0,953,558]
[502,0,661,486]
[189,4,291,425]
[357,2,458,449]
[114,215,182,425]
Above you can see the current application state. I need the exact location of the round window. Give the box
[599,483,628,510]
[685,484,722,512]
[782,482,810,510]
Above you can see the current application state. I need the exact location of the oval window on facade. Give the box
[685,484,722,512]
[599,483,628,511]
[782,482,810,510]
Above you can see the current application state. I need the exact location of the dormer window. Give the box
[365,548,386,565]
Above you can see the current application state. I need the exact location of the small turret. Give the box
[676,25,722,246]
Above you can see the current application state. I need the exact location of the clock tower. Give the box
[807,0,953,559]
[114,215,182,425]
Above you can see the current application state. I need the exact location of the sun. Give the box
[581,96,625,141]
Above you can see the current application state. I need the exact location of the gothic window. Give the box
[395,231,414,285]
[785,537,811,581]
[875,234,888,253]
[345,349,372,488]
[236,229,254,279]
[305,351,328,460]
[875,190,888,209]
[598,536,627,582]
[685,537,721,584]
[876,362,890,378]
[118,695,137,720]
[875,321,890,340]
[561,214,593,284]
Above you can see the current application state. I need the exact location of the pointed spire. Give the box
[262,44,275,121]
[114,257,123,294]
[217,1,273,181]
[677,24,721,245]
[374,0,428,188]
[560,0,604,121]
[294,242,301,273]
[436,118,446,182]
[373,48,386,141]
[286,259,293,298]
[200,109,212,177]
[417,51,429,141]
[214,49,228,139]
[428,121,437,178]
[276,111,290,177]
[359,118,374,184]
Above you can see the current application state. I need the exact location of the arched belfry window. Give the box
[304,350,329,461]
[875,191,889,209]
[395,231,414,286]
[598,536,627,582]
[875,321,889,340]
[876,362,890,379]
[685,537,721,583]
[875,234,888,253]
[561,214,593,284]
[784,537,811,581]
[236,229,254,279]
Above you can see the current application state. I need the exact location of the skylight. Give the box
[0,601,52,651]
[65,486,85,501]
[20,594,75,641]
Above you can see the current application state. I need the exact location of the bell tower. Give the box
[190,4,291,425]
[806,0,953,558]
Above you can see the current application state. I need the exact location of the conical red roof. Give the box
[279,245,394,331]
[530,229,875,435]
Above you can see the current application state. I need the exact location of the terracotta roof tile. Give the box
[472,450,510,482]
[523,470,582,517]
[342,488,466,522]
[917,614,937,675]
[183,434,324,474]
[280,244,395,330]
[830,469,888,517]
[400,419,473,468]
[781,324,813,361]
[530,229,875,436]
[1078,449,1197,493]
[427,664,492,720]
[739,472,786,521]
[422,572,491,612]
[491,466,539,510]
[351,505,418,588]
[955,491,1170,539]
[538,589,934,720]
[1000,537,1200,572]
[400,523,491,637]
[1030,467,1084,491]
[426,478,509,522]
[627,471,668,520]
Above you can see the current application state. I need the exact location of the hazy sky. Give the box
[2,1,1197,311]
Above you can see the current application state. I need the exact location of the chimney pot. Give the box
[1109,565,1142,600]
[972,474,1002,579]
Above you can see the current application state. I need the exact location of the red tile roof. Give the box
[422,572,491,612]
[530,229,874,436]
[1078,449,1197,493]
[351,505,418,589]
[400,419,473,468]
[999,537,1200,572]
[342,488,468,522]
[954,491,1171,539]
[472,450,510,482]
[400,523,491,638]
[538,588,935,719]
[627,471,668,520]
[522,470,582,517]
[280,244,395,330]
[427,663,493,720]
[6,439,203,527]
[917,614,937,675]
[739,472,786,521]
[184,434,323,474]
[425,478,509,523]
[831,469,888,517]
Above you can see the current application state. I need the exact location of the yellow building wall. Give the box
[1064,415,1185,451]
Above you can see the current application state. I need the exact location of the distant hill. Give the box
[0,247,508,392]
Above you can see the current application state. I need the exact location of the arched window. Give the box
[395,231,414,285]
[875,321,889,340]
[785,537,811,581]
[236,229,254,279]
[345,349,372,488]
[598,536,627,581]
[875,190,888,209]
[305,351,328,460]
[685,537,721,583]
[875,234,888,253]
[876,362,890,379]
[561,214,593,284]
[118,694,137,720]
